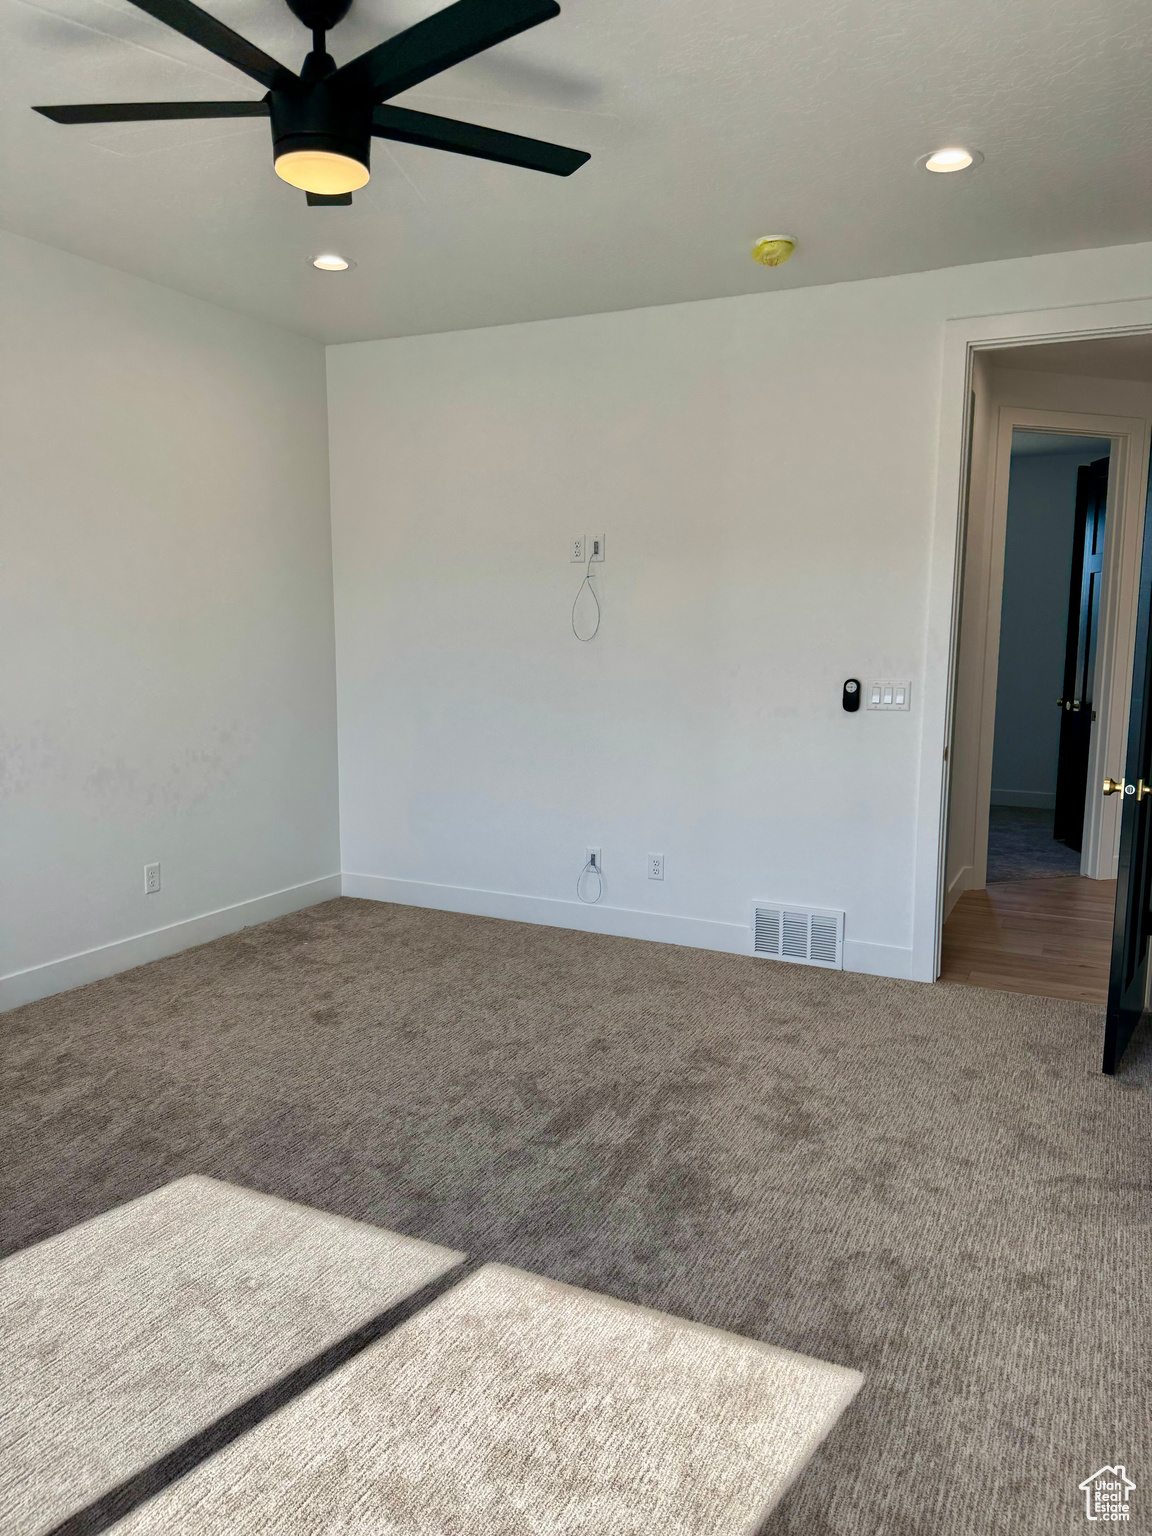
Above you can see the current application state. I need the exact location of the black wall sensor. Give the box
[843,678,861,712]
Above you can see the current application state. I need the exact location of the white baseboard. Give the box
[841,939,918,980]
[342,873,918,981]
[989,789,1056,809]
[341,872,750,954]
[944,862,973,919]
[946,862,972,898]
[0,875,342,1013]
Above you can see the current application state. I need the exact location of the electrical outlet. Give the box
[144,862,161,894]
[570,535,586,562]
[588,534,605,562]
[586,846,602,872]
[648,854,664,880]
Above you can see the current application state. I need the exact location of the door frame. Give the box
[954,405,1144,898]
[915,298,1152,984]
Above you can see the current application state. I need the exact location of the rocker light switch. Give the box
[867,681,911,711]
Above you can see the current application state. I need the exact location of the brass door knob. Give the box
[1103,777,1126,795]
[1139,780,1152,801]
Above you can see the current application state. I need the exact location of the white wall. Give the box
[990,450,1093,808]
[0,229,340,1009]
[327,241,1152,981]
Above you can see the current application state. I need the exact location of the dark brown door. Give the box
[1106,471,1152,1074]
[1053,457,1109,851]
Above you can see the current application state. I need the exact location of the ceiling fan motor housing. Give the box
[284,0,353,31]
[269,67,372,181]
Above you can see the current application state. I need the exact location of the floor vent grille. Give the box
[752,905,844,969]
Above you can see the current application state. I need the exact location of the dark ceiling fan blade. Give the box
[373,104,587,175]
[336,0,560,101]
[34,100,270,124]
[118,0,293,90]
[306,190,353,204]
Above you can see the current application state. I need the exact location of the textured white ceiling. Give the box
[2,0,1151,342]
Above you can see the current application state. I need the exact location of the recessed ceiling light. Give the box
[312,253,352,272]
[920,147,983,174]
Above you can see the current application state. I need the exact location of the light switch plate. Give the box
[867,681,911,711]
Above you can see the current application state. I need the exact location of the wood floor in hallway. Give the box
[940,874,1117,1003]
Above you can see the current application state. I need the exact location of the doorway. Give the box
[943,427,1116,1001]
[987,434,1110,881]
[939,337,1152,1021]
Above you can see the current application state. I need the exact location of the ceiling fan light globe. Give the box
[274,148,369,194]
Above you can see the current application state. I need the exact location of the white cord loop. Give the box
[576,854,603,903]
[571,553,601,642]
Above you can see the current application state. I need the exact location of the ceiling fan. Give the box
[33,0,590,205]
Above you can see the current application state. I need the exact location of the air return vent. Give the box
[752,905,844,969]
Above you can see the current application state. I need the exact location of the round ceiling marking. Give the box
[751,235,796,267]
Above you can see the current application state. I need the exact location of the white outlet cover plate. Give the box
[589,534,605,562]
[586,847,602,871]
[571,536,586,562]
[648,854,664,880]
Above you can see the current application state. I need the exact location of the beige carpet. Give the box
[114,1259,861,1535]
[3,896,1151,1533]
[0,1175,462,1536]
